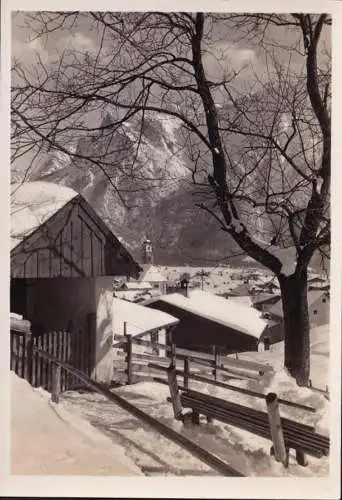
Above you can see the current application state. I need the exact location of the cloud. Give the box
[63,32,96,53]
[12,36,49,65]
[203,41,257,80]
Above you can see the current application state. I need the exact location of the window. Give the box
[313,309,318,315]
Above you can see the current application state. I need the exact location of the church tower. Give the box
[141,237,154,265]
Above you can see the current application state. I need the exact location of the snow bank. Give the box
[11,181,78,250]
[11,372,142,475]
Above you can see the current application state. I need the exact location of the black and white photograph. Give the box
[1,0,341,497]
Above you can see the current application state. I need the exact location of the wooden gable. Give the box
[11,195,141,279]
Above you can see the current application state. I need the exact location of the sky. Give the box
[10,12,331,179]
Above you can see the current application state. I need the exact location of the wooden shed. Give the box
[10,182,141,382]
[144,290,270,355]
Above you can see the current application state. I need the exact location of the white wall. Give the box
[93,276,116,383]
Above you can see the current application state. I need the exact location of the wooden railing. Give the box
[113,333,273,380]
[30,348,244,477]
[112,334,316,413]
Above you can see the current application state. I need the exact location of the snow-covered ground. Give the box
[59,323,330,477]
[10,372,142,476]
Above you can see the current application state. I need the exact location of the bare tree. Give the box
[11,12,331,385]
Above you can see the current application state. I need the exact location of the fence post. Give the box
[167,364,183,420]
[212,346,217,382]
[296,449,308,467]
[151,330,159,356]
[24,331,33,385]
[126,334,133,385]
[171,343,177,367]
[266,392,288,467]
[51,363,61,403]
[184,357,189,389]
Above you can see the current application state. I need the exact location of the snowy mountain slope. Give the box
[18,110,328,270]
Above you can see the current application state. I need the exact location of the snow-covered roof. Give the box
[11,181,78,250]
[123,281,152,290]
[155,290,267,339]
[112,297,179,337]
[139,264,167,283]
[252,293,280,305]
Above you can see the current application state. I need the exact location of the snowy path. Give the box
[60,380,328,477]
[11,373,142,476]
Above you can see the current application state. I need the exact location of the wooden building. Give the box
[144,290,271,355]
[268,290,330,328]
[10,182,141,382]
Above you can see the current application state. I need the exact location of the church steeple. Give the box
[142,236,154,265]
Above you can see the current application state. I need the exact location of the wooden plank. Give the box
[167,365,183,420]
[126,335,133,385]
[37,335,43,387]
[213,346,217,382]
[24,333,33,384]
[184,357,190,390]
[51,364,61,403]
[43,333,49,390]
[222,356,273,373]
[33,337,38,387]
[133,374,168,384]
[10,333,14,371]
[174,346,215,361]
[14,334,20,375]
[130,365,169,378]
[132,352,170,364]
[64,331,69,389]
[265,393,288,467]
[56,331,62,390]
[51,331,58,392]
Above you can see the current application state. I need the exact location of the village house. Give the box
[10,181,141,383]
[251,293,281,313]
[265,289,330,344]
[144,290,278,355]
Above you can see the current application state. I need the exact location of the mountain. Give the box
[25,111,240,265]
[21,111,327,272]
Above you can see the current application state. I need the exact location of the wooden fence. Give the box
[112,333,316,414]
[32,347,244,477]
[10,327,92,392]
[113,332,274,386]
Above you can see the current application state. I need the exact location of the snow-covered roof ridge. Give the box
[157,290,267,339]
[112,297,179,337]
[11,181,78,250]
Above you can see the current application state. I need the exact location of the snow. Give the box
[112,297,179,338]
[10,312,23,321]
[316,177,324,195]
[11,372,142,475]
[156,290,267,339]
[11,181,78,250]
[123,281,152,290]
[139,264,167,283]
[60,366,329,478]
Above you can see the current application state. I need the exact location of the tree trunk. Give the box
[278,272,310,386]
